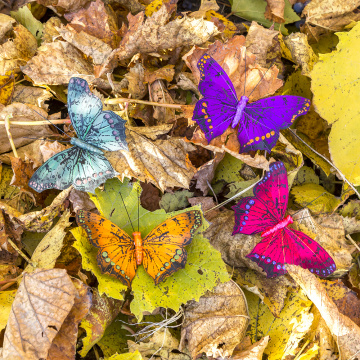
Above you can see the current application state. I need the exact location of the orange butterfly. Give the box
[76,209,203,286]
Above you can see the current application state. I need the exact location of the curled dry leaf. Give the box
[106,127,196,192]
[284,32,318,76]
[0,103,52,154]
[25,210,71,273]
[13,85,52,110]
[36,0,91,13]
[176,72,200,96]
[42,17,62,43]
[69,188,96,212]
[183,35,283,102]
[144,64,175,84]
[150,79,175,123]
[190,0,220,18]
[2,269,77,360]
[265,0,285,23]
[287,265,360,360]
[47,279,92,360]
[232,336,270,360]
[125,62,147,99]
[180,281,249,359]
[79,290,122,357]
[40,140,69,162]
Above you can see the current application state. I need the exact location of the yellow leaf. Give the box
[310,22,360,185]
[145,0,163,17]
[0,290,16,331]
[291,183,340,214]
[204,10,236,39]
[105,351,143,360]
[0,73,14,105]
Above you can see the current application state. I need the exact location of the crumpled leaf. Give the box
[265,0,285,23]
[2,268,77,360]
[0,73,14,106]
[11,5,43,44]
[191,0,220,18]
[12,85,52,110]
[0,103,53,154]
[106,127,196,192]
[69,188,96,212]
[180,281,249,359]
[78,289,122,357]
[291,183,341,214]
[230,0,299,32]
[288,265,360,360]
[115,3,220,62]
[47,279,92,360]
[24,210,71,273]
[144,64,175,84]
[204,10,237,39]
[245,287,314,360]
[9,156,36,196]
[232,336,270,360]
[310,22,360,185]
[150,79,175,123]
[284,32,318,76]
[35,0,91,13]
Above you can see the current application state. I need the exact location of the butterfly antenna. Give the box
[118,191,135,233]
[29,108,72,139]
[22,137,71,142]
[247,59,277,99]
[291,192,328,217]
[244,48,247,97]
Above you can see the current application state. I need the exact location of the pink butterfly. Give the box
[232,161,336,277]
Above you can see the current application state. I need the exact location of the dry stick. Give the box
[7,239,37,268]
[4,115,18,158]
[346,234,360,253]
[105,97,183,109]
[0,119,71,126]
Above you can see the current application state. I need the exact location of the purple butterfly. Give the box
[192,54,310,153]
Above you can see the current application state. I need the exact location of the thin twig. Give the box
[8,239,37,267]
[105,97,182,109]
[0,120,71,126]
[346,234,360,253]
[4,115,18,158]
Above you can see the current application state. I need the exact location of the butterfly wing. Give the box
[29,147,80,192]
[246,228,336,278]
[67,77,128,151]
[76,210,137,287]
[232,162,288,235]
[72,150,118,193]
[239,96,310,152]
[193,54,238,142]
[142,210,202,285]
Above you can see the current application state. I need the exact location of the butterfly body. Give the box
[232,162,336,277]
[76,209,202,286]
[193,54,310,153]
[70,137,103,155]
[29,77,128,193]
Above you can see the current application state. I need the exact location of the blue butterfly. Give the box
[29,77,128,194]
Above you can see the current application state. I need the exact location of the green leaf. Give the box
[226,177,259,199]
[105,350,143,360]
[75,178,229,320]
[293,166,319,186]
[229,0,299,33]
[11,5,43,44]
[159,190,194,213]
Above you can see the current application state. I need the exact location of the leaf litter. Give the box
[0,0,360,359]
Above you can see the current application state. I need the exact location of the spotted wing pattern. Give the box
[240,96,310,152]
[142,210,202,285]
[232,162,288,235]
[76,210,137,287]
[247,228,336,277]
[193,54,238,143]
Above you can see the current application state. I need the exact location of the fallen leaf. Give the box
[115,4,220,62]
[24,210,71,273]
[139,182,160,212]
[0,103,53,154]
[12,85,52,110]
[106,127,197,192]
[47,278,92,360]
[175,71,200,96]
[187,197,218,220]
[159,190,194,213]
[232,336,270,360]
[150,79,175,123]
[2,268,77,360]
[287,265,360,360]
[69,188,96,212]
[144,64,175,84]
[191,0,220,18]
[42,16,61,43]
[0,290,16,331]
[39,140,69,162]
[9,156,36,195]
[310,22,360,185]
[180,280,249,358]
[284,32,318,76]
[265,0,285,23]
[0,209,23,248]
[35,0,91,13]
[105,351,143,360]
[78,289,122,357]
[0,73,14,105]
[293,166,319,186]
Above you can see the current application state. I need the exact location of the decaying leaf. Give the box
[35,0,91,13]
[0,73,14,106]
[232,336,270,360]
[106,127,196,192]
[288,265,360,360]
[2,269,77,360]
[12,85,52,110]
[180,281,249,358]
[265,0,285,23]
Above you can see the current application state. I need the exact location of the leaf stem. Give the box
[105,98,182,109]
[0,119,72,126]
[4,115,18,158]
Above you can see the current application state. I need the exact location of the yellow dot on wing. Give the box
[202,102,207,107]
[209,125,213,129]
[255,137,260,141]
[261,136,265,140]
[271,131,275,136]
[207,119,211,123]
[204,115,208,119]
[266,133,270,138]
[202,109,206,114]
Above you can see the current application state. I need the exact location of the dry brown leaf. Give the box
[232,336,270,360]
[64,0,120,48]
[125,61,147,99]
[175,72,200,96]
[0,103,53,154]
[47,279,92,360]
[193,152,224,195]
[303,0,360,41]
[115,0,145,14]
[191,0,220,18]
[180,281,249,359]
[140,182,160,212]
[2,269,77,360]
[287,265,360,360]
[183,35,283,102]
[0,22,37,74]
[13,85,52,110]
[144,64,175,84]
[0,209,23,252]
[9,156,36,194]
[106,127,196,192]
[42,17,62,43]
[0,14,16,39]
[188,197,218,220]
[21,41,94,86]
[115,4,219,62]
[69,188,96,212]
[40,140,69,162]
[245,22,279,68]
[0,140,44,167]
[265,0,285,23]
[150,80,175,123]
[36,0,91,13]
